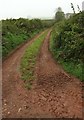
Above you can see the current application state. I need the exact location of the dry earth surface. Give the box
[2,30,83,119]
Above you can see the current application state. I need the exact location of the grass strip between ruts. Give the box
[20,30,48,89]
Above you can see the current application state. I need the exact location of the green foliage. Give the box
[55,7,65,22]
[61,61,83,80]
[42,19,55,28]
[50,12,84,81]
[2,18,51,58]
[20,30,48,89]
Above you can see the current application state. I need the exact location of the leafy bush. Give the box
[2,18,51,58]
[52,12,84,63]
[50,12,84,80]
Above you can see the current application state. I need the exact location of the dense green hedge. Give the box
[2,18,53,58]
[50,12,84,80]
[52,12,84,63]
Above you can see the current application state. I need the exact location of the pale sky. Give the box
[0,0,83,20]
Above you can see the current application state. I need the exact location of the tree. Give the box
[55,7,65,22]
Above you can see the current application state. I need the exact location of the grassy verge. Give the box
[20,30,48,89]
[50,32,83,81]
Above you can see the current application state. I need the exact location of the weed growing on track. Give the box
[20,31,48,89]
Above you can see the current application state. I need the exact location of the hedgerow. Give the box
[50,12,84,80]
[2,18,53,58]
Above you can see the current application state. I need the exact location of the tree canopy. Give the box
[55,7,65,22]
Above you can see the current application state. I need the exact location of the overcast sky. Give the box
[0,0,83,20]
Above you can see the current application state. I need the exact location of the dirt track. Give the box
[2,30,82,118]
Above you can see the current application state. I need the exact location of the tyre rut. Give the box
[2,30,82,118]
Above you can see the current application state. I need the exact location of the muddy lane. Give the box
[2,31,46,118]
[32,30,82,118]
[2,30,82,118]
